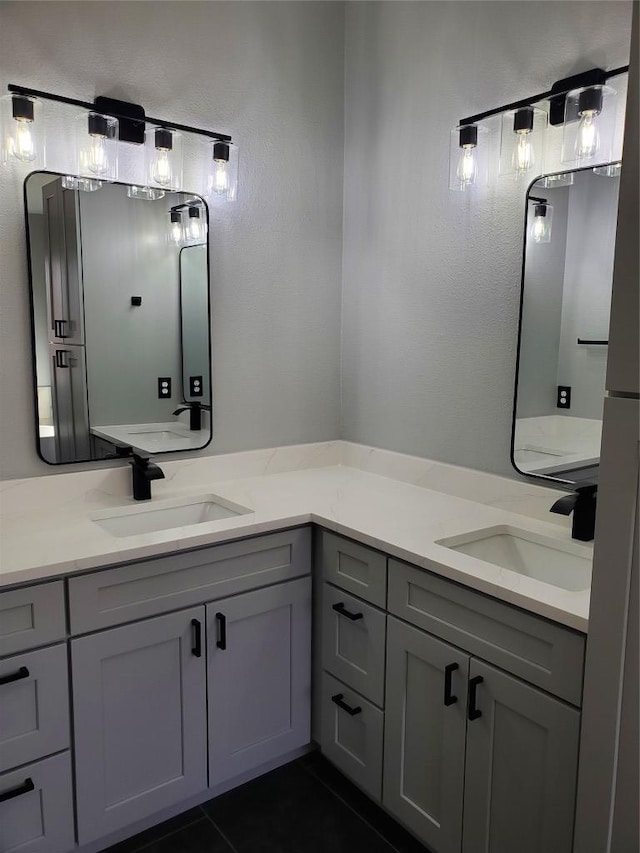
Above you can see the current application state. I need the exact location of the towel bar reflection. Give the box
[577,339,609,345]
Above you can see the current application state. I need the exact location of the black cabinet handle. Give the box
[444,662,459,706]
[191,619,202,658]
[55,350,70,368]
[54,319,68,338]
[0,666,29,686]
[215,612,226,650]
[332,602,364,621]
[468,675,484,720]
[0,777,35,804]
[331,693,362,716]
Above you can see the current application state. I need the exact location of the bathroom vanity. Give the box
[0,445,590,853]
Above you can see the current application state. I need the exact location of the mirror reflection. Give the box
[26,172,212,464]
[512,165,620,484]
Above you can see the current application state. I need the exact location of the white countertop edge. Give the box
[0,507,589,634]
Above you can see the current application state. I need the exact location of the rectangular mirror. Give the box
[25,172,212,464]
[511,164,621,485]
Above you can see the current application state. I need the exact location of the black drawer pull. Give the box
[468,675,484,720]
[444,662,459,706]
[332,602,364,621]
[0,666,30,686]
[0,777,35,804]
[331,693,362,716]
[191,619,202,658]
[216,612,227,650]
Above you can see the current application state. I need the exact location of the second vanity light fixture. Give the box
[1,84,238,201]
[449,65,627,191]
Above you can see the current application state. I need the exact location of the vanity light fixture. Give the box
[529,196,553,244]
[450,64,628,190]
[0,93,44,166]
[5,83,235,196]
[535,172,574,189]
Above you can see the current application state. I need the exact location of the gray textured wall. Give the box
[341,1,632,476]
[0,1,344,478]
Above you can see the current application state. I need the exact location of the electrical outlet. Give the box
[557,385,571,409]
[158,377,172,399]
[189,375,204,397]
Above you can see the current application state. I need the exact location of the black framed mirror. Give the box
[511,164,621,485]
[25,171,212,464]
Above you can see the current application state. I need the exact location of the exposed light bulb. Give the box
[169,210,183,245]
[531,203,551,244]
[456,147,477,186]
[189,219,203,242]
[210,161,229,195]
[187,207,205,243]
[88,134,108,175]
[513,131,534,174]
[152,148,172,186]
[12,118,35,162]
[575,112,600,159]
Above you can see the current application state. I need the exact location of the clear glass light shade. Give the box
[1,94,45,168]
[76,112,118,181]
[146,127,183,190]
[449,124,488,191]
[61,175,103,193]
[534,172,574,190]
[127,185,166,201]
[530,202,553,244]
[206,141,239,201]
[562,85,617,166]
[183,204,207,245]
[593,162,622,178]
[499,107,546,177]
[168,211,185,246]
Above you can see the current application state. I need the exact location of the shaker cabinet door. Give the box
[207,577,311,787]
[72,607,207,844]
[383,617,469,853]
[462,659,580,853]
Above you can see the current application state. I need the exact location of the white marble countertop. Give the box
[0,441,589,632]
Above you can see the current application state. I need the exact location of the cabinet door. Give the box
[72,606,207,844]
[383,617,469,853]
[207,577,311,787]
[462,659,580,853]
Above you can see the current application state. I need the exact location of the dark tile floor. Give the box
[106,753,429,853]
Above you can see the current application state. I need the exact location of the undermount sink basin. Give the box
[436,525,592,592]
[92,495,252,538]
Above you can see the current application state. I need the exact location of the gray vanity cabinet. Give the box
[207,577,312,787]
[71,606,208,845]
[383,617,580,853]
[383,616,469,853]
[462,659,580,853]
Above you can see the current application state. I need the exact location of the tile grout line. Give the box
[199,804,241,853]
[122,816,205,853]
[300,761,406,853]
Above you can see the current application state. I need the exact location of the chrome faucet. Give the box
[550,484,597,541]
[129,453,165,501]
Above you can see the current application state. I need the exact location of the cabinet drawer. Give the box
[69,527,311,634]
[0,644,70,773]
[320,672,383,803]
[322,583,386,707]
[0,751,75,853]
[320,531,387,608]
[388,560,585,706]
[0,582,66,656]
